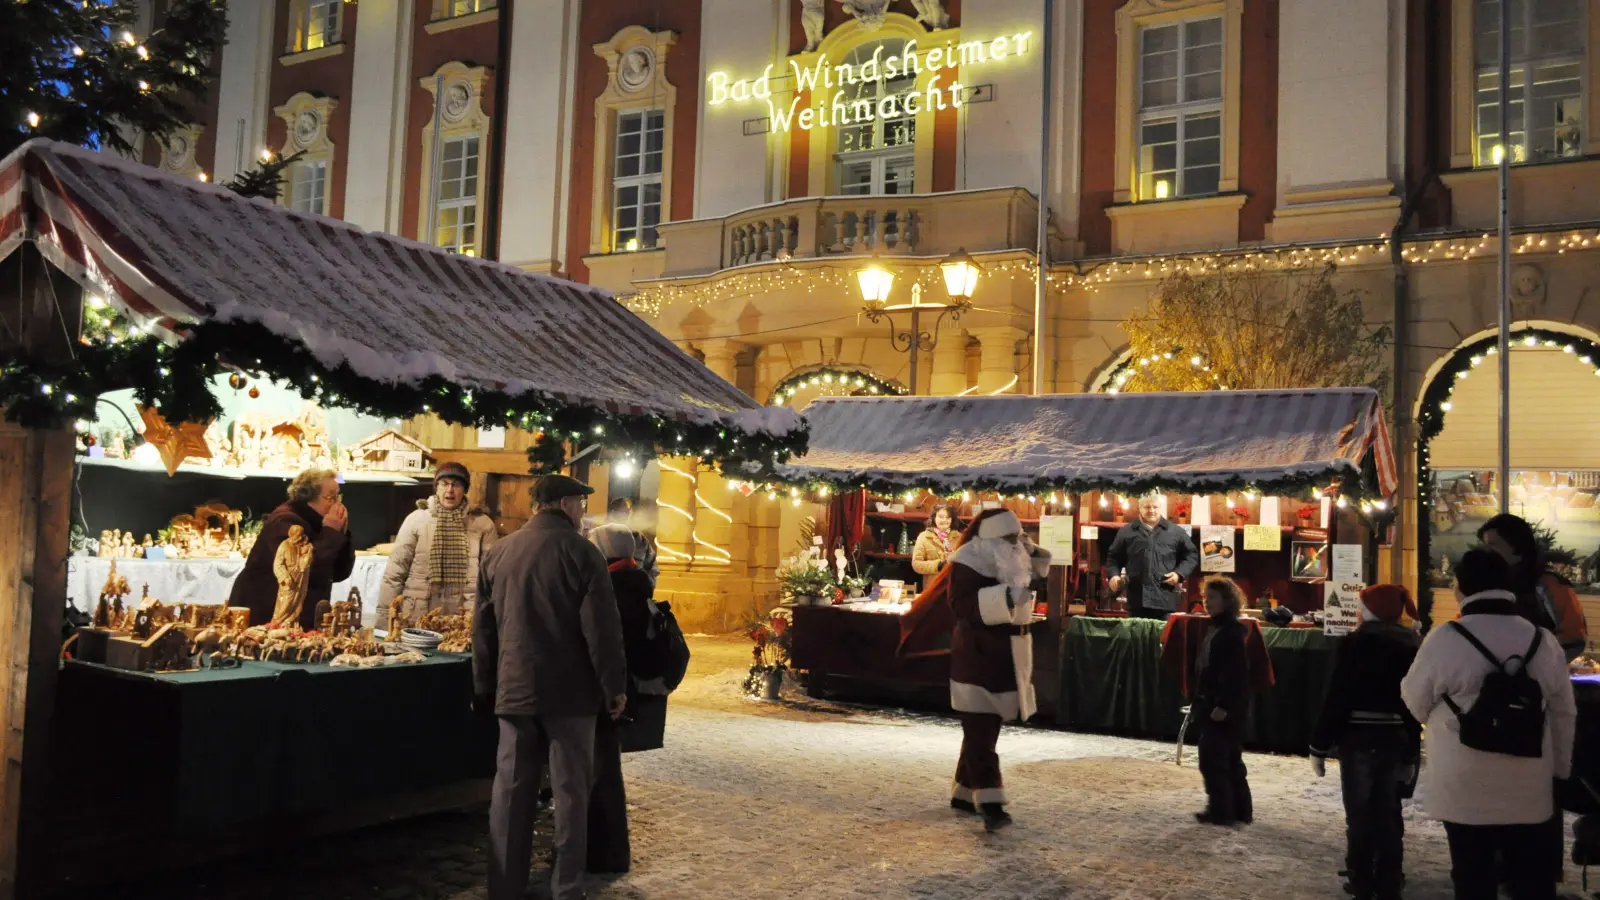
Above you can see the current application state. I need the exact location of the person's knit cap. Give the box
[435,461,470,488]
[1359,583,1417,623]
[591,523,637,561]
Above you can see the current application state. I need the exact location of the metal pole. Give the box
[427,74,447,248]
[908,307,921,396]
[1496,0,1511,510]
[1033,0,1054,396]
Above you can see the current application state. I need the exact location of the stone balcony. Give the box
[649,187,1045,279]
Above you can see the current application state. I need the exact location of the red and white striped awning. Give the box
[782,387,1399,498]
[0,139,799,438]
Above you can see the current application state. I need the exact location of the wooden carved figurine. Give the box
[385,594,406,638]
[269,524,315,628]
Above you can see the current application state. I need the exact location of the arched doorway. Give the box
[1417,325,1600,592]
[767,363,906,408]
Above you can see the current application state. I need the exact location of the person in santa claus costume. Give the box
[943,508,1051,832]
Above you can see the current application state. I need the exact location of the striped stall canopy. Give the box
[780,388,1398,497]
[0,139,799,439]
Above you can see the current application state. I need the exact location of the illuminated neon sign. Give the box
[707,32,1033,133]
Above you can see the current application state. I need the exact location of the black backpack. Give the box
[1441,622,1546,758]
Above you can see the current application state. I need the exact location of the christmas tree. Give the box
[0,0,228,159]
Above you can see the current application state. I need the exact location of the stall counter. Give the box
[36,653,495,892]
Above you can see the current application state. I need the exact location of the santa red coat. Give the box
[946,539,1051,722]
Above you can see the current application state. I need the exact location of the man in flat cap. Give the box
[475,474,627,900]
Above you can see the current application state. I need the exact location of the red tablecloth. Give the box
[1159,614,1276,697]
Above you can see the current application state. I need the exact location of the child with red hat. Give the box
[1309,584,1422,900]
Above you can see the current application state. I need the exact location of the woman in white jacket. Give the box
[380,461,498,623]
[1401,547,1575,900]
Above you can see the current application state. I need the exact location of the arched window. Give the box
[835,39,917,195]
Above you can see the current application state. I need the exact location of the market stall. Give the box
[770,388,1397,751]
[0,139,805,894]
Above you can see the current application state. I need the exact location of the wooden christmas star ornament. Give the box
[137,405,213,476]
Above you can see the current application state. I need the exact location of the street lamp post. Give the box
[858,250,982,395]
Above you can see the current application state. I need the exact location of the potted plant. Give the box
[743,611,792,700]
[780,564,835,606]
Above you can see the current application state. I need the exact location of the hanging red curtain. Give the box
[822,488,867,555]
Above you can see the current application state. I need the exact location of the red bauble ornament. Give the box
[248,386,261,399]
[85,434,97,447]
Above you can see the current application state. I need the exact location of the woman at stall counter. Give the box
[912,504,961,591]
[381,462,499,623]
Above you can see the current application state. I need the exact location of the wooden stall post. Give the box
[0,247,81,899]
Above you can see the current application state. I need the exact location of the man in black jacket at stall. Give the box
[1105,493,1197,619]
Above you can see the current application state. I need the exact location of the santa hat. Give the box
[1359,584,1417,623]
[977,510,1023,540]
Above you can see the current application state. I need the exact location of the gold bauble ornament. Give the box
[228,372,246,390]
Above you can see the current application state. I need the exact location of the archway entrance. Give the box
[1419,327,1600,590]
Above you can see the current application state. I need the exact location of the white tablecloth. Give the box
[67,555,392,626]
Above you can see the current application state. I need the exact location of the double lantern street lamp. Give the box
[857,248,983,396]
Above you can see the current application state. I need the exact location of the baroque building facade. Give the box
[151,0,1600,628]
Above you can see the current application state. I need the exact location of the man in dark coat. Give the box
[1310,584,1421,900]
[1106,493,1197,619]
[226,467,354,630]
[474,474,627,900]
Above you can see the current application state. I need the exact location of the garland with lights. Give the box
[2,311,806,475]
[1096,347,1227,393]
[1414,326,1600,591]
[767,365,906,406]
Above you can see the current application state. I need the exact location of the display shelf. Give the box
[865,510,928,523]
[1083,520,1296,532]
[862,551,912,560]
[78,455,427,485]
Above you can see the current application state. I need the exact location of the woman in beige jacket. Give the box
[380,461,499,621]
[911,504,960,591]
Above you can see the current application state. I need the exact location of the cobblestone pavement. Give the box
[68,637,1576,900]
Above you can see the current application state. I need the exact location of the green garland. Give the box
[1415,326,1600,586]
[767,365,906,406]
[1,315,806,474]
[750,464,1378,506]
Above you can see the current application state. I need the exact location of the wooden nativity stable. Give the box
[0,139,802,898]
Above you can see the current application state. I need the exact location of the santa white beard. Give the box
[992,539,1034,589]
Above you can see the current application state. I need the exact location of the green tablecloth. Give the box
[46,654,496,837]
[1058,617,1340,754]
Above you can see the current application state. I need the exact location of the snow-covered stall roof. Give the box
[0,139,799,440]
[779,388,1398,497]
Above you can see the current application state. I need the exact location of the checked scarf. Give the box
[428,501,470,591]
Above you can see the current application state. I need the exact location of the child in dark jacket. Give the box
[1309,584,1421,900]
[1195,577,1252,826]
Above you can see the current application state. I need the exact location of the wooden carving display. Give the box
[167,501,245,559]
[270,525,314,627]
[93,560,132,628]
[347,428,433,474]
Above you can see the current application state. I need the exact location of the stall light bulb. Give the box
[1336,496,1348,509]
[1099,496,1109,508]
[767,491,777,501]
[132,443,162,466]
[1063,497,1072,509]
[1312,487,1322,499]
[613,459,636,480]
[25,111,40,128]
[1373,499,1387,511]
[819,485,830,497]
[75,420,90,432]
[792,497,801,507]
[1244,491,1257,502]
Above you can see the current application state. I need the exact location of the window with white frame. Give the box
[295,0,341,52]
[1473,0,1585,165]
[836,39,917,196]
[288,159,327,215]
[612,109,663,251]
[437,0,495,18]
[1136,16,1223,200]
[433,135,480,255]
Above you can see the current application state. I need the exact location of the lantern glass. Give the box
[939,248,982,300]
[856,265,895,304]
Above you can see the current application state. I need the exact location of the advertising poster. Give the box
[1292,541,1330,581]
[1038,515,1075,566]
[1330,544,1364,582]
[1199,525,1236,573]
[1243,525,1282,551]
[1324,580,1366,636]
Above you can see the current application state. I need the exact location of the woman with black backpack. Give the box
[1401,548,1576,900]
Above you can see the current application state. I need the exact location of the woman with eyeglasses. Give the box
[229,466,355,631]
